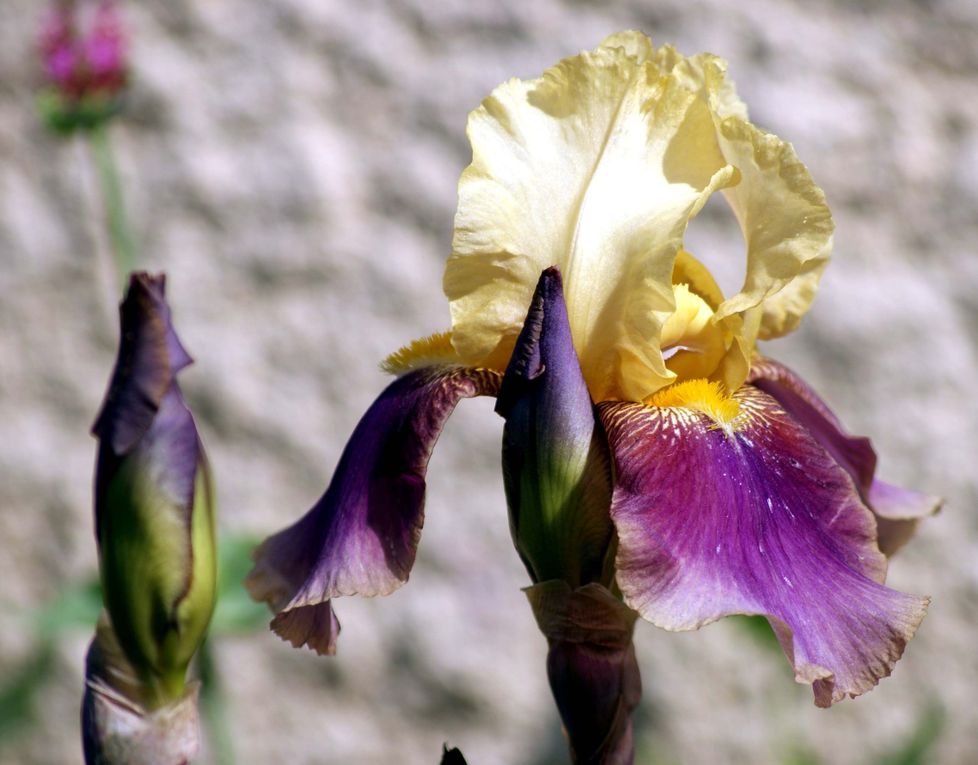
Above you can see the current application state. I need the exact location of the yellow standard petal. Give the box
[445,31,737,402]
[713,118,835,339]
[444,31,834,401]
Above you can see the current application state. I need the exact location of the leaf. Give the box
[209,533,269,635]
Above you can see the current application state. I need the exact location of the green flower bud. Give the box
[91,273,216,708]
[495,268,615,587]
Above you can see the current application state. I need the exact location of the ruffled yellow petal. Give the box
[655,48,834,341]
[713,118,834,339]
[660,284,729,381]
[445,32,833,402]
[662,259,753,396]
[652,47,749,122]
[445,31,737,402]
[672,249,725,310]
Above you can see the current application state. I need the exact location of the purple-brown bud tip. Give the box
[440,746,468,765]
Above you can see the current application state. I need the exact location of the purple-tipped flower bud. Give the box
[90,273,216,711]
[495,267,614,587]
[498,269,642,763]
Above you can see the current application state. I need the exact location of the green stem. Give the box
[197,638,235,765]
[88,122,137,289]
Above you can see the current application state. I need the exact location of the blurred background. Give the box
[1,0,976,763]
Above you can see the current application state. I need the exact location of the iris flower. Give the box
[248,31,938,752]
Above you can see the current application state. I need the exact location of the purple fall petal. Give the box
[599,387,929,707]
[749,356,941,555]
[270,602,341,657]
[526,581,640,765]
[748,356,875,488]
[246,365,501,654]
[868,480,941,557]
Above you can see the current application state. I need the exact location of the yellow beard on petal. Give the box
[381,332,459,375]
[644,378,741,430]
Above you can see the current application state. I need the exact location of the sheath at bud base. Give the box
[82,617,200,765]
[526,581,641,765]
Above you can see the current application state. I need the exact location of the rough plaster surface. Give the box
[1,1,976,763]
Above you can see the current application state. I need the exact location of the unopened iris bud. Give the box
[495,267,614,587]
[90,272,216,709]
[498,269,642,762]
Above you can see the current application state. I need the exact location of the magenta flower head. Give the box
[37,0,129,133]
[84,273,216,763]
[248,32,940,762]
[85,1,127,90]
[38,3,77,92]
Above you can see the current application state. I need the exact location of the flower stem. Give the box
[88,121,137,290]
[197,638,236,765]
[527,581,642,764]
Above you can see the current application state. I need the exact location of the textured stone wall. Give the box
[1,1,976,763]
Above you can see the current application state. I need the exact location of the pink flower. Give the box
[86,1,127,90]
[38,1,128,103]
